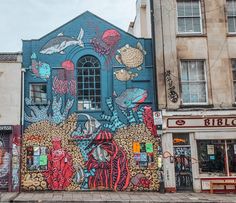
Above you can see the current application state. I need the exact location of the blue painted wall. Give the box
[21,11,160,191]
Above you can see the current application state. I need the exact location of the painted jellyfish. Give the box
[90,29,121,56]
[52,60,76,96]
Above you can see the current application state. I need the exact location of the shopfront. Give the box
[162,111,236,193]
[0,125,21,192]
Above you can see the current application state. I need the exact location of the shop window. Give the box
[77,55,101,110]
[26,146,48,171]
[30,83,47,105]
[227,140,236,173]
[231,59,236,102]
[227,0,236,33]
[177,0,202,33]
[197,140,236,174]
[180,60,207,104]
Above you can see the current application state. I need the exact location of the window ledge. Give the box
[76,110,103,113]
[28,103,48,106]
[232,103,236,107]
[227,33,236,37]
[180,104,214,109]
[176,34,207,38]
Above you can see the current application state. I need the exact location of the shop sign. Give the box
[153,111,162,126]
[167,117,236,128]
[0,125,12,131]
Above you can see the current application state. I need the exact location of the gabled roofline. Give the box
[22,11,150,42]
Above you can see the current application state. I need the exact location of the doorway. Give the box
[0,132,11,191]
[173,134,193,191]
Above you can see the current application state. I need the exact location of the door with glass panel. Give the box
[173,134,193,191]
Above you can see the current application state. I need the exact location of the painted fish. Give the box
[74,164,84,184]
[115,88,148,111]
[114,68,138,81]
[30,53,51,80]
[78,113,101,135]
[116,42,146,70]
[40,28,84,55]
[92,145,110,162]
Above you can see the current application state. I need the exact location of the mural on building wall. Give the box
[30,53,51,80]
[0,135,10,190]
[12,130,21,191]
[90,29,121,67]
[22,96,160,191]
[40,28,84,55]
[115,88,148,111]
[22,13,160,192]
[114,42,146,81]
[24,96,73,124]
[165,70,178,103]
[52,60,76,96]
[114,69,138,81]
[116,42,146,71]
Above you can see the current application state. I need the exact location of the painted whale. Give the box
[40,28,84,55]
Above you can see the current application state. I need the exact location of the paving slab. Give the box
[1,191,236,203]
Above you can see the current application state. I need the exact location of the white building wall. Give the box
[128,0,151,38]
[0,56,22,125]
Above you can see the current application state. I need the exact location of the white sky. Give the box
[0,0,137,52]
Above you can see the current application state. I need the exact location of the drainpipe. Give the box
[150,0,158,111]
[150,0,165,193]
[19,65,25,193]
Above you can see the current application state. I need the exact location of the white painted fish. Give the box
[78,113,101,135]
[92,145,110,162]
[40,28,84,55]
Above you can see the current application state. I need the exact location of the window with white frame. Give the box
[77,55,101,110]
[177,0,202,33]
[227,0,236,33]
[30,83,47,105]
[231,59,236,102]
[180,60,207,104]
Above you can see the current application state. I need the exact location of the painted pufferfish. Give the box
[115,42,146,70]
[114,69,138,81]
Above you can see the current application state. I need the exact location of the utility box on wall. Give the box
[21,11,160,191]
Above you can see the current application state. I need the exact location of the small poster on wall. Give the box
[146,143,153,153]
[207,145,214,155]
[34,146,40,156]
[33,155,40,168]
[140,152,148,162]
[140,143,146,152]
[133,142,140,153]
[39,155,48,166]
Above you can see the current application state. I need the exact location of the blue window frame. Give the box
[77,55,101,110]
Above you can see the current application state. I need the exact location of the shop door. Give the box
[174,147,193,191]
[0,133,11,191]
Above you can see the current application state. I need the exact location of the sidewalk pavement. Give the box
[1,191,236,203]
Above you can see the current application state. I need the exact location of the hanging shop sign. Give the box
[167,117,236,128]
